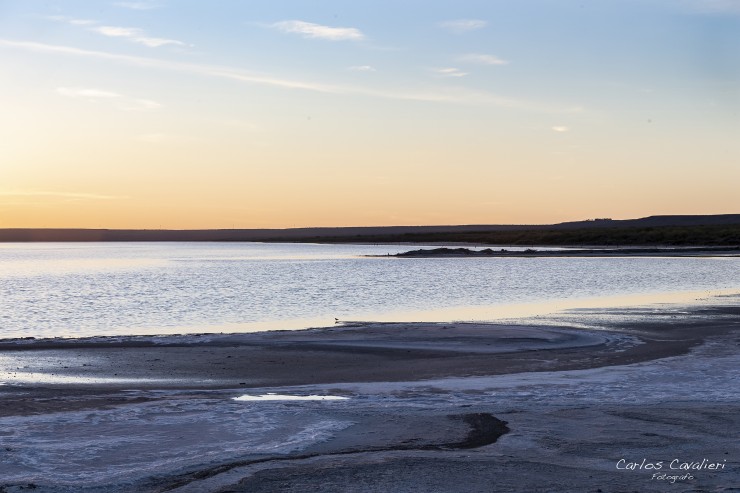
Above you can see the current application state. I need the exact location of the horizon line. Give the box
[2,214,739,232]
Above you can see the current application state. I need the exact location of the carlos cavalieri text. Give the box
[616,458,727,471]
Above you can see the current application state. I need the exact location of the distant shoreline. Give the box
[383,246,740,258]
[1,214,739,246]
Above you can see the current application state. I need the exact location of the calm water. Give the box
[0,242,739,339]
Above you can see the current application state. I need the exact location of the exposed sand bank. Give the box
[0,323,630,392]
[0,301,738,492]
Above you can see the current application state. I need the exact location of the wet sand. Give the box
[0,313,716,392]
[0,302,738,492]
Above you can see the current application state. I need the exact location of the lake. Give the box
[1,242,739,339]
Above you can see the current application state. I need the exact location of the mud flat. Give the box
[0,301,738,492]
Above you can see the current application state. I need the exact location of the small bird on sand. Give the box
[334,318,339,323]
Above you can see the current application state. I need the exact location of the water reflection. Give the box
[0,243,738,339]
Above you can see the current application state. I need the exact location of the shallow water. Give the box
[0,242,739,339]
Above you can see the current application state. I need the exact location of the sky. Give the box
[0,0,738,229]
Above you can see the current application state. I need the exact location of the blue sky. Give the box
[0,0,738,227]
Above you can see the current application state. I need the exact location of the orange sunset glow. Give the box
[1,1,738,228]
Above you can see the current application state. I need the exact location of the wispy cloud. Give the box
[432,67,468,78]
[93,26,141,37]
[48,16,186,48]
[133,36,185,48]
[114,1,161,10]
[552,126,570,132]
[92,25,186,47]
[56,87,122,99]
[459,53,509,66]
[0,39,582,113]
[271,20,365,41]
[56,86,162,111]
[439,19,487,34]
[9,40,341,92]
[121,99,163,110]
[0,190,126,201]
[348,65,376,72]
[48,16,97,26]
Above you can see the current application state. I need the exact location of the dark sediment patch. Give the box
[148,413,509,492]
[0,388,156,417]
[453,413,510,449]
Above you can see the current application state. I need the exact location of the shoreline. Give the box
[2,286,738,343]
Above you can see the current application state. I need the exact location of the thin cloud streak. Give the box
[271,20,365,41]
[432,67,468,77]
[48,16,186,48]
[439,19,488,33]
[124,99,163,110]
[47,16,97,26]
[0,190,127,200]
[56,86,162,111]
[56,87,121,99]
[460,53,509,66]
[94,26,141,37]
[0,39,582,113]
[114,1,161,10]
[92,25,186,47]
